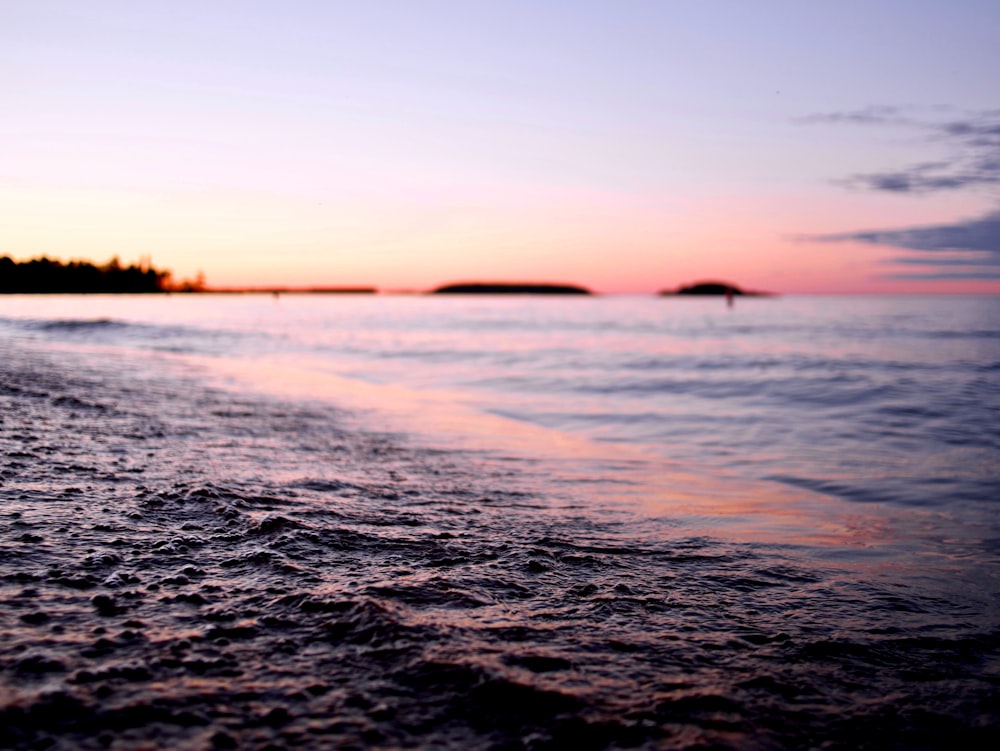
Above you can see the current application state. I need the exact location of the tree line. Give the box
[0,255,203,293]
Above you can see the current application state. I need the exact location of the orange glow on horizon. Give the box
[3,182,997,295]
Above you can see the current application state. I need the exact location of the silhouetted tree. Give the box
[0,255,173,293]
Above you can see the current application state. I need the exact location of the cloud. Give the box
[800,210,1000,279]
[796,105,1000,279]
[812,209,1000,253]
[795,105,913,127]
[882,270,1000,281]
[845,163,999,193]
[800,107,1000,195]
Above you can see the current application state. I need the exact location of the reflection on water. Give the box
[2,293,997,564]
[1,297,999,749]
[71,335,993,609]
[2,340,998,749]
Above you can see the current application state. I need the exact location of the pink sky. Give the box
[3,2,998,294]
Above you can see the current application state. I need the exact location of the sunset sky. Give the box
[3,1,998,293]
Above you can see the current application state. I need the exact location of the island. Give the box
[431,282,592,295]
[658,281,773,297]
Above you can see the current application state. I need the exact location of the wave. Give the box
[2,315,258,359]
[765,472,1000,507]
[4,341,998,750]
[29,317,127,332]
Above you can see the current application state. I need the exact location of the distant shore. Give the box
[205,287,378,295]
[431,282,592,295]
[4,256,780,296]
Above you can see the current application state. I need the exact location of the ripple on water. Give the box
[1,344,998,749]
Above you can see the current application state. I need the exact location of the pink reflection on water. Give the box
[188,350,931,565]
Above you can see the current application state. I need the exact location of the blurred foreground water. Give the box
[1,294,998,748]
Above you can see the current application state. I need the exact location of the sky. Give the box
[2,0,999,293]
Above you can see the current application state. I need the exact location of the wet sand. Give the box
[2,341,998,750]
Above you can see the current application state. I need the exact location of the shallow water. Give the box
[2,294,998,562]
[1,295,999,748]
[3,293,998,510]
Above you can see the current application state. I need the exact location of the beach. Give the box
[2,326,999,749]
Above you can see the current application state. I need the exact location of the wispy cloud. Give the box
[796,105,915,127]
[800,210,1000,280]
[797,105,1000,280]
[799,106,1000,195]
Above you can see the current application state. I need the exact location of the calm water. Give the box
[2,293,999,748]
[2,293,997,510]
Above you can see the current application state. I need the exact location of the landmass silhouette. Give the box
[659,281,773,297]
[2,257,773,299]
[211,287,377,295]
[0,255,197,293]
[432,282,592,295]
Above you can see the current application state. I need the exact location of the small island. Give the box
[431,282,592,295]
[658,281,773,297]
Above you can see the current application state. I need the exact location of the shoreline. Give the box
[2,340,998,749]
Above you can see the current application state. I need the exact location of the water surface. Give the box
[1,293,998,748]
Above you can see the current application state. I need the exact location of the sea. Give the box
[1,292,998,748]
